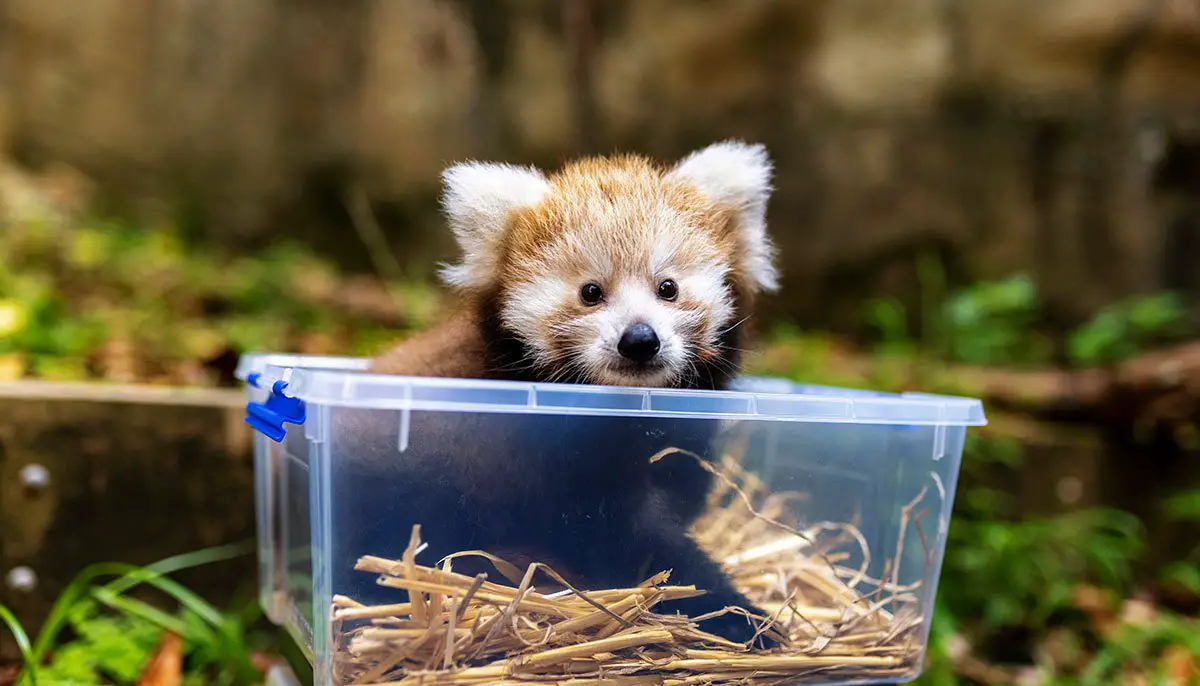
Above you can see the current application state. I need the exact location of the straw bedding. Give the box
[329,446,935,685]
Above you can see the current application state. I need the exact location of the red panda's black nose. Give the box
[618,323,661,363]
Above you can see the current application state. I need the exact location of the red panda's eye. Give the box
[580,283,604,306]
[657,279,678,301]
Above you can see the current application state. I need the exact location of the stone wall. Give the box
[0,383,255,657]
[2,0,1199,326]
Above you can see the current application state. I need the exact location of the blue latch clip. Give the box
[244,373,306,442]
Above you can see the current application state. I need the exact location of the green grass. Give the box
[0,542,274,686]
[0,605,37,686]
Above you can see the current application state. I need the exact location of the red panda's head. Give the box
[437,141,779,388]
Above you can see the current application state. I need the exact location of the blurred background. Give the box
[1,0,1199,684]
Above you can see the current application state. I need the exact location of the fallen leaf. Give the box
[1073,584,1116,636]
[1161,644,1199,683]
[1118,598,1158,628]
[137,631,182,686]
[250,650,279,674]
[1036,627,1085,672]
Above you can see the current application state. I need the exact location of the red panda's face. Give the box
[438,141,779,388]
[495,163,741,387]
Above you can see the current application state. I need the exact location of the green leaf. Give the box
[71,613,162,683]
[1162,562,1200,594]
[862,297,910,346]
[33,542,250,662]
[0,603,37,686]
[1125,292,1186,333]
[39,642,99,684]
[1163,490,1200,522]
[939,274,1048,365]
[90,587,205,642]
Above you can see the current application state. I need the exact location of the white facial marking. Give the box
[680,260,735,341]
[499,252,737,388]
[501,272,570,364]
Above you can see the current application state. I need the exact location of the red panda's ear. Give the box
[666,141,779,294]
[438,161,550,291]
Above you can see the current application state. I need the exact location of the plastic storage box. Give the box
[237,354,370,626]
[238,354,985,686]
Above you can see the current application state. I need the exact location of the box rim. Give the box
[236,352,370,381]
[263,366,988,427]
[235,353,988,426]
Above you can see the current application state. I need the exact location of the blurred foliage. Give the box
[38,604,170,684]
[0,216,441,385]
[939,274,1054,366]
[859,271,1192,369]
[1067,292,1191,366]
[1160,490,1200,599]
[915,435,1200,685]
[3,214,1193,387]
[0,544,298,686]
[860,297,916,359]
[941,509,1143,636]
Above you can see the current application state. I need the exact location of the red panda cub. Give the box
[369,140,779,389]
[333,141,784,649]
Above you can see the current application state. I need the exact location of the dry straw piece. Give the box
[330,447,935,685]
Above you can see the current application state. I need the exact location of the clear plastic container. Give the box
[239,354,986,685]
[236,354,370,628]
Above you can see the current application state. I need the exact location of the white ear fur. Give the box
[438,161,551,289]
[666,140,779,293]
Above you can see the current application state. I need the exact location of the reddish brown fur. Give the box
[368,305,489,377]
[500,155,748,297]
